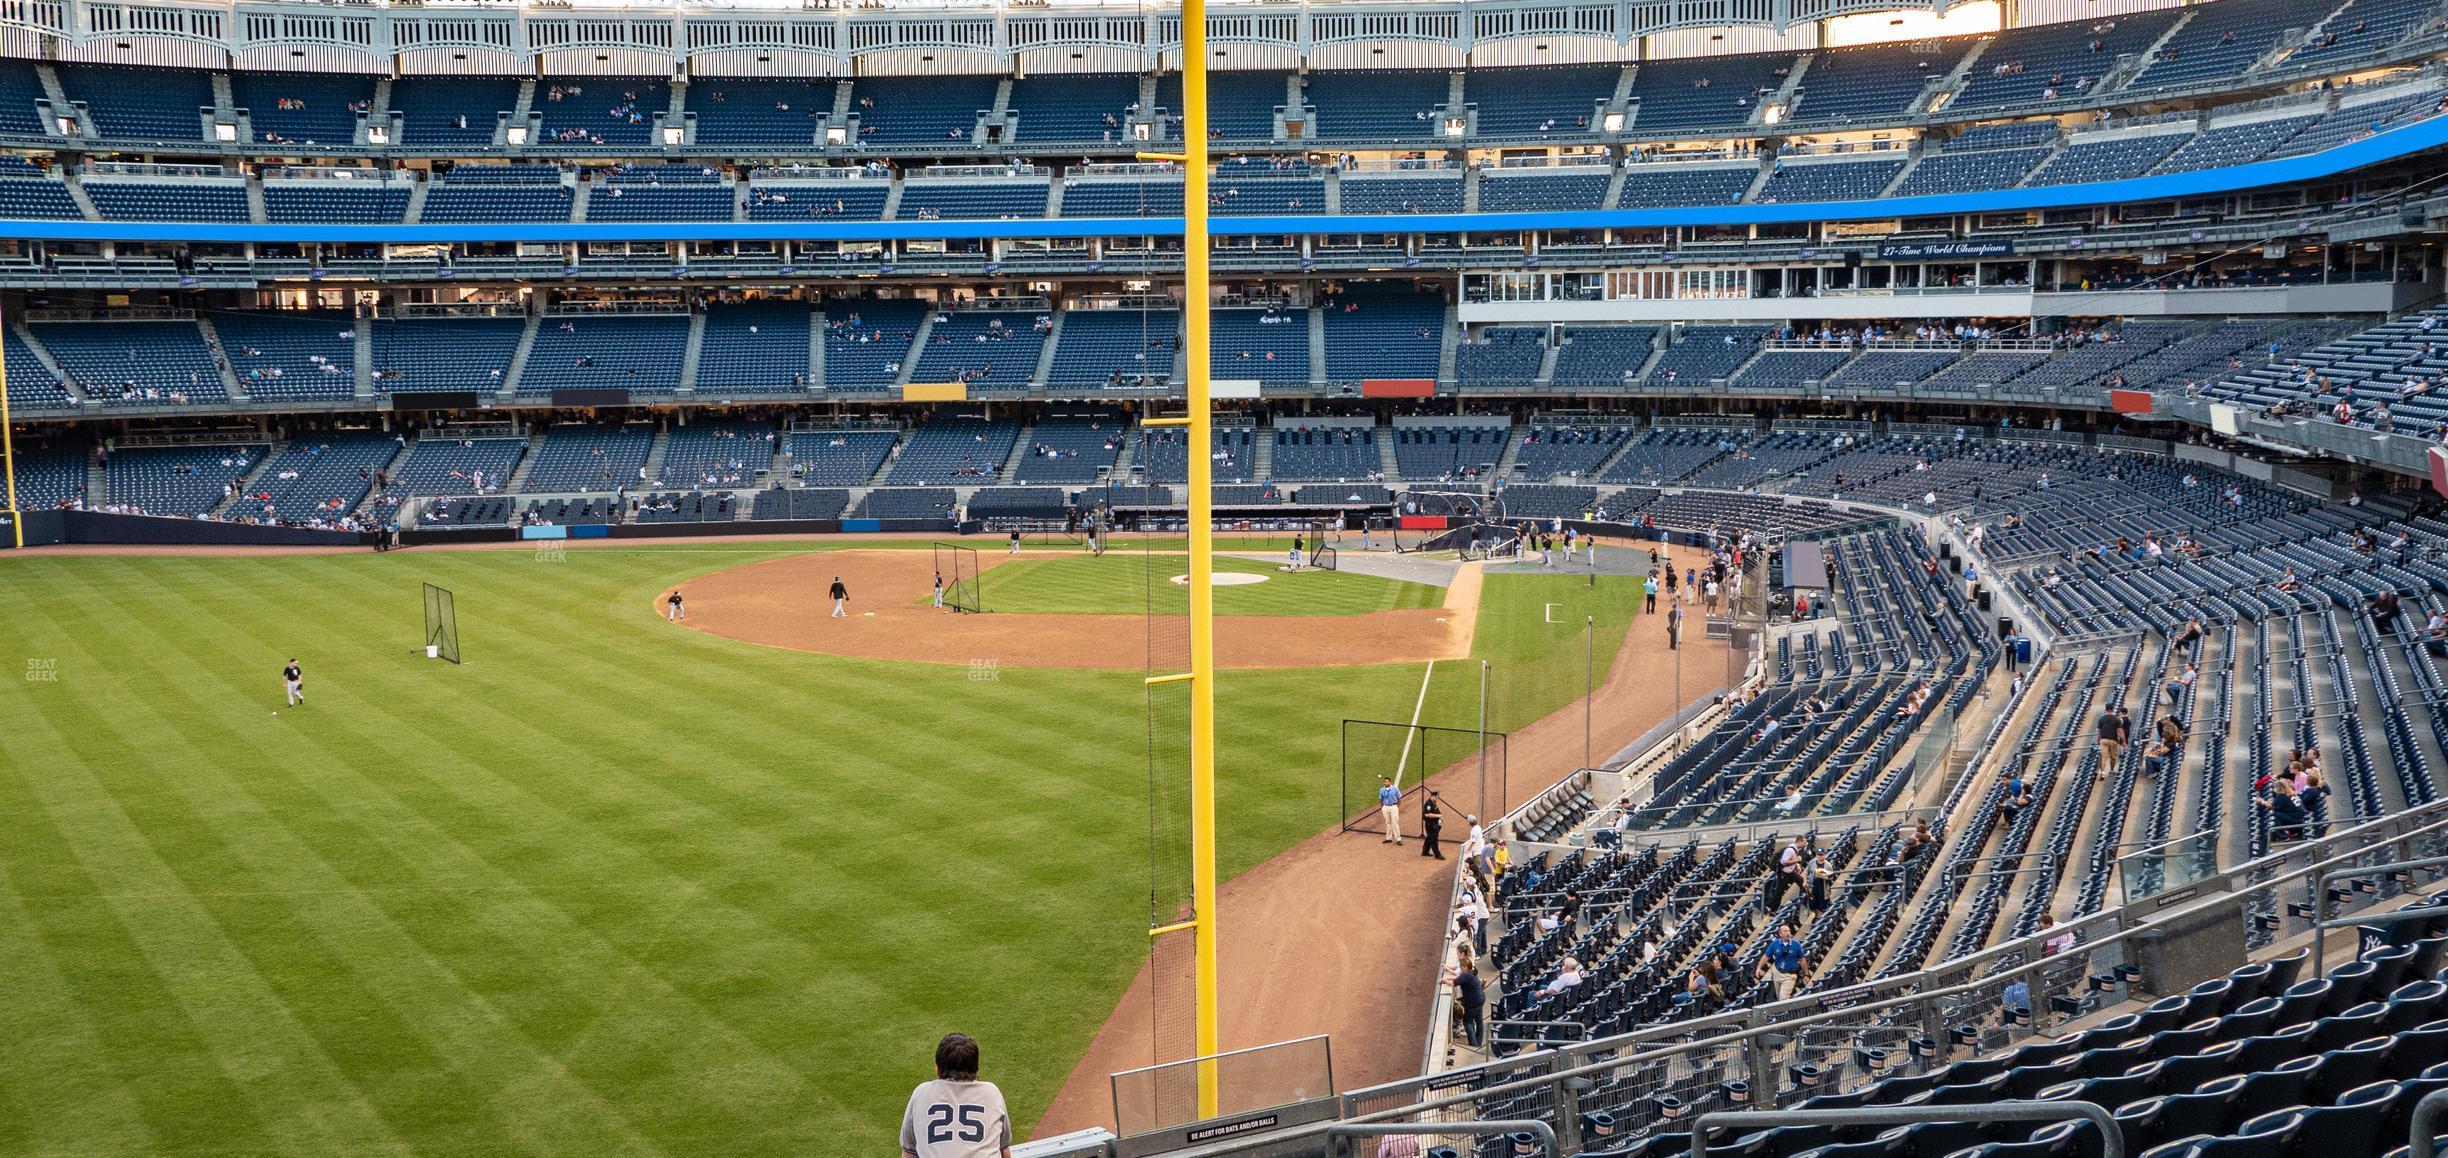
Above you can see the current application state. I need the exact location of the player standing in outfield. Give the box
[1008,529,1021,555]
[900,1033,1012,1158]
[1377,776,1404,845]
[830,576,850,618]
[282,658,305,706]
[666,589,685,621]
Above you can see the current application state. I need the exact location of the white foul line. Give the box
[1544,602,1560,623]
[1393,658,1437,789]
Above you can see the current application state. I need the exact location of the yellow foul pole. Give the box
[1137,0,1219,1119]
[1181,0,1221,1118]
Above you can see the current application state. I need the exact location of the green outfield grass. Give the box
[0,544,1635,1155]
[965,553,1442,617]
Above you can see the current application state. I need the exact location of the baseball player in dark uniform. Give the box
[830,576,849,618]
[282,659,305,706]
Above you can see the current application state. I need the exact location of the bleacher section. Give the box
[783,428,899,486]
[105,443,268,516]
[369,315,525,394]
[389,77,520,147]
[213,311,358,401]
[1269,425,1379,481]
[1211,309,1311,383]
[1464,66,1619,137]
[1476,168,1611,213]
[233,435,397,524]
[232,71,372,146]
[910,311,1048,390]
[1045,308,1178,387]
[656,420,771,490]
[33,319,226,405]
[695,301,813,394]
[418,167,573,223]
[1320,289,1444,381]
[849,76,997,144]
[1391,425,1506,481]
[687,79,834,147]
[535,77,668,148]
[519,423,654,492]
[821,299,930,392]
[519,314,689,395]
[263,177,411,224]
[881,414,1018,484]
[56,64,212,142]
[1006,74,1140,142]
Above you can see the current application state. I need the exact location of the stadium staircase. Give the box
[11,321,77,401]
[193,316,248,402]
[1616,63,1645,129]
[880,176,905,221]
[806,304,825,385]
[1306,306,1327,386]
[1878,142,1926,197]
[1252,427,1276,481]
[1741,155,1777,203]
[500,311,541,396]
[1534,332,1562,387]
[352,324,374,400]
[59,171,97,221]
[829,80,854,121]
[1042,174,1066,217]
[1762,56,1811,124]
[505,79,536,150]
[1490,429,1525,480]
[893,308,936,388]
[503,431,546,493]
[1588,434,1647,480]
[402,177,428,224]
[639,427,672,486]
[84,451,104,503]
[1460,166,1481,213]
[1927,41,1990,113]
[361,77,392,150]
[1031,310,1065,387]
[1321,169,1342,215]
[868,442,900,486]
[1378,427,1402,481]
[1437,304,1460,384]
[211,447,283,518]
[998,420,1036,482]
[676,310,705,393]
[208,71,236,126]
[570,179,591,223]
[243,178,267,224]
[2125,11,2202,91]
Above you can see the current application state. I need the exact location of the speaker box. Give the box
[1977,589,1994,612]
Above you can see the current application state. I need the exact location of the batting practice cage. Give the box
[1310,544,1338,572]
[933,542,983,613]
[422,582,461,663]
[1340,720,1507,836]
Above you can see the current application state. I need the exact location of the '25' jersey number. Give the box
[926,1104,988,1144]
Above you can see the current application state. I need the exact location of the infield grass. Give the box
[0,543,1637,1155]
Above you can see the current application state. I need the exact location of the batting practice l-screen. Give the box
[422,582,461,663]
[934,542,983,612]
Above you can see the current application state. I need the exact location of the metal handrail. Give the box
[1306,800,2448,1157]
[1690,1101,2124,1158]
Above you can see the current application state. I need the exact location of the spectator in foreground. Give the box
[901,1033,1012,1158]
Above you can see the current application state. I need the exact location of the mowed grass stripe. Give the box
[6,581,409,1155]
[67,562,688,1155]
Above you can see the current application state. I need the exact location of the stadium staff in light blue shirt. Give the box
[1378,777,1404,846]
[1765,923,1806,999]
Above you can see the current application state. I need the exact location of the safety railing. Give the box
[1181,799,2448,1157]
